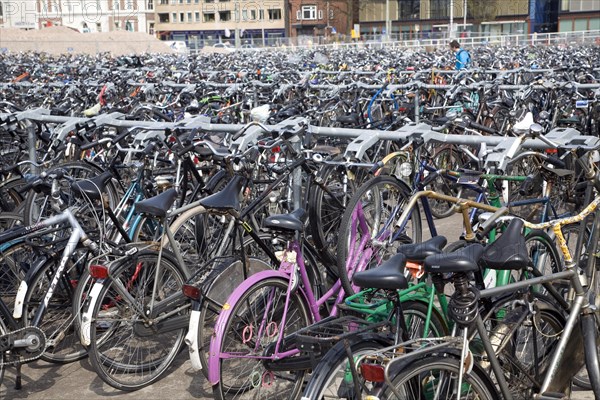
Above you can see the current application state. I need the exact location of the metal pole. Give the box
[385,0,390,41]
[449,0,454,38]
[463,0,467,28]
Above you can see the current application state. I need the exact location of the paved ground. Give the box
[0,214,596,399]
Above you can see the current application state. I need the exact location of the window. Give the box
[160,0,167,4]
[300,5,316,20]
[259,9,264,20]
[0,3,3,17]
[195,11,200,21]
[125,0,133,10]
[205,0,214,2]
[268,8,281,20]
[147,0,153,9]
[179,12,184,22]
[204,12,215,22]
[149,22,154,34]
[172,12,177,21]
[398,0,419,20]
[115,21,120,29]
[113,0,119,10]
[430,0,448,19]
[219,10,231,21]
[125,20,133,31]
[96,22,102,32]
[187,12,192,21]
[159,13,169,22]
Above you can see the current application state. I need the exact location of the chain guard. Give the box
[0,326,47,366]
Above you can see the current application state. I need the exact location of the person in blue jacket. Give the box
[450,40,471,70]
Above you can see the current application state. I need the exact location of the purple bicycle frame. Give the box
[207,240,345,386]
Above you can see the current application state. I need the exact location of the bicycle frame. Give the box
[206,238,345,386]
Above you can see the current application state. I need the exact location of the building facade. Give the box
[288,0,351,40]
[154,0,285,49]
[0,0,154,32]
[557,0,600,32]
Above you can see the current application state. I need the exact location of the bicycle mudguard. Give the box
[185,307,202,371]
[79,280,105,347]
[206,270,297,385]
[13,256,49,319]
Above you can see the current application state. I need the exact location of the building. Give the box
[557,0,600,32]
[0,0,154,33]
[154,0,286,50]
[356,0,598,40]
[358,0,530,40]
[288,0,351,40]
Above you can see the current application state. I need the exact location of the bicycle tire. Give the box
[308,156,364,266]
[429,145,464,219]
[87,250,188,391]
[301,334,393,400]
[211,277,311,400]
[487,302,565,399]
[23,161,119,229]
[22,255,87,363]
[336,175,421,295]
[384,355,499,399]
[302,300,448,400]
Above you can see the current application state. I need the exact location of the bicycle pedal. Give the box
[534,392,567,400]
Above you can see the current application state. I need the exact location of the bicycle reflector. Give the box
[89,265,109,279]
[182,284,201,301]
[360,362,385,383]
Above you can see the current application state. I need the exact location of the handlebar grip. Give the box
[518,175,536,196]
[545,155,566,169]
[467,121,498,135]
[111,129,131,145]
[369,161,384,174]
[421,170,440,187]
[80,141,99,151]
[477,206,510,239]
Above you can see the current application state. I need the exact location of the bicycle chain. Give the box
[0,326,47,366]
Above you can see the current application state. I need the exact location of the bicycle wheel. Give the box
[302,300,448,399]
[196,256,272,376]
[487,303,565,399]
[301,335,393,400]
[22,255,87,363]
[23,161,119,228]
[384,356,498,400]
[87,250,188,391]
[212,277,311,400]
[337,175,421,295]
[429,145,464,219]
[0,315,7,386]
[308,157,366,266]
[524,229,562,293]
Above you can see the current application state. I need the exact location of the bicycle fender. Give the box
[79,281,105,347]
[12,280,28,319]
[185,308,202,371]
[207,270,291,385]
[14,255,52,319]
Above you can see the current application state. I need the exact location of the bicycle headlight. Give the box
[398,162,412,177]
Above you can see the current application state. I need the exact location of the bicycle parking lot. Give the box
[1,42,600,399]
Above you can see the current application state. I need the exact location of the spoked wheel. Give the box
[87,250,188,391]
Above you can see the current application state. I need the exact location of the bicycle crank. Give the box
[0,326,47,366]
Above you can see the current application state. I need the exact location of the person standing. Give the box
[449,40,471,70]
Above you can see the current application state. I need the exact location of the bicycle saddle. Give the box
[397,235,447,262]
[198,175,244,211]
[263,208,307,233]
[134,188,177,218]
[424,244,484,274]
[352,253,409,290]
[71,170,113,201]
[479,218,529,271]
